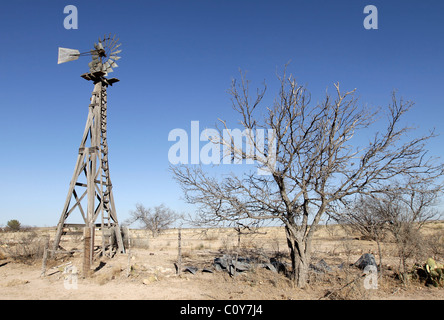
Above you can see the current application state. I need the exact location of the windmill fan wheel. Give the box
[88,34,122,75]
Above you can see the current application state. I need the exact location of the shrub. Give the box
[6,220,21,232]
[0,231,46,263]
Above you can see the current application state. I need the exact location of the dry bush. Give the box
[424,231,444,259]
[239,266,292,291]
[0,231,47,263]
[130,231,151,249]
[323,280,371,300]
[195,228,219,241]
[391,226,427,278]
[320,269,374,300]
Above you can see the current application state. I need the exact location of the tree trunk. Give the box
[286,228,296,281]
[285,226,310,288]
[296,259,309,288]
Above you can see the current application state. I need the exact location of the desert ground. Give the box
[0,222,443,300]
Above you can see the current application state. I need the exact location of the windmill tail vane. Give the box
[57,47,80,64]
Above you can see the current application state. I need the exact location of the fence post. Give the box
[126,227,132,277]
[40,236,50,277]
[177,228,182,275]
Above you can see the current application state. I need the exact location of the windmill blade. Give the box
[103,35,110,48]
[106,36,115,50]
[110,38,120,49]
[90,58,99,67]
[110,43,121,51]
[58,47,80,64]
[93,62,102,71]
[112,49,122,55]
[110,61,118,68]
[109,55,121,61]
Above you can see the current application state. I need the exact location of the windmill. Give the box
[53,35,125,268]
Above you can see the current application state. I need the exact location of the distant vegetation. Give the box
[4,219,21,232]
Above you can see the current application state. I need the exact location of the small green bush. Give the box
[6,220,21,232]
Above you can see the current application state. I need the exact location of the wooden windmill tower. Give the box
[53,35,125,263]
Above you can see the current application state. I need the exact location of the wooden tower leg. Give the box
[83,226,91,277]
[53,72,124,256]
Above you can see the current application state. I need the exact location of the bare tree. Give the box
[334,195,388,275]
[378,179,442,282]
[171,67,443,288]
[125,203,179,237]
[334,177,442,281]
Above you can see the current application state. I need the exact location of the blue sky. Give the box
[0,0,443,227]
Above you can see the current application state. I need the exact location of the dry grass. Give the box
[0,231,48,263]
